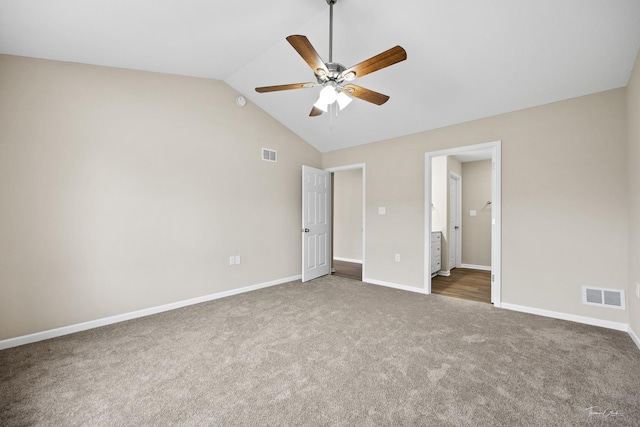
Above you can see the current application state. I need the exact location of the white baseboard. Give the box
[333,257,363,264]
[0,275,301,351]
[363,277,428,295]
[629,326,640,351]
[460,264,492,271]
[501,303,628,332]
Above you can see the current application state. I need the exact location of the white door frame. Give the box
[424,141,502,306]
[325,163,366,280]
[449,171,462,270]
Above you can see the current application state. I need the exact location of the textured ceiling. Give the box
[2,0,640,152]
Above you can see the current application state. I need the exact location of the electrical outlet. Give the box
[636,282,640,299]
[395,253,400,262]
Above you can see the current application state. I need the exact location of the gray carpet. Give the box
[1,275,639,426]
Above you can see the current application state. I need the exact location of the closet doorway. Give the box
[424,141,501,306]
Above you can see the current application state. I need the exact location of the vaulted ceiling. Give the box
[2,0,640,152]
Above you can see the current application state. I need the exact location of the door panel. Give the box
[302,166,331,282]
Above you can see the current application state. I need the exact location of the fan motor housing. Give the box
[317,62,346,84]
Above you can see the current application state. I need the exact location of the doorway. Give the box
[424,141,502,306]
[327,164,366,282]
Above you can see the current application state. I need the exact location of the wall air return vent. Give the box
[582,287,625,310]
[262,148,277,162]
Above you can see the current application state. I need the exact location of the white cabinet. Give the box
[431,232,441,276]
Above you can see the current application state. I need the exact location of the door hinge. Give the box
[491,274,495,282]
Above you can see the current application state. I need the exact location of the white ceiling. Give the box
[2,0,640,153]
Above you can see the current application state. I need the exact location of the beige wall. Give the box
[2,52,637,341]
[323,88,629,324]
[333,169,363,261]
[430,156,463,273]
[461,160,492,267]
[0,55,321,340]
[430,157,446,233]
[628,49,640,338]
[430,156,447,267]
[444,157,462,272]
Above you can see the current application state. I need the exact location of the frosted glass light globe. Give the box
[319,85,338,104]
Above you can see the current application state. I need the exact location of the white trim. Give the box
[491,143,502,307]
[437,270,451,277]
[333,257,363,264]
[461,264,492,271]
[326,163,366,280]
[325,163,366,173]
[0,275,301,351]
[363,278,429,295]
[501,303,628,332]
[425,140,502,307]
[629,326,640,351]
[449,171,462,269]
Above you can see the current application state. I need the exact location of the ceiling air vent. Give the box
[262,148,277,162]
[582,287,625,310]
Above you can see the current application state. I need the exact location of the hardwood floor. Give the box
[332,260,362,281]
[431,268,491,304]
[330,262,488,304]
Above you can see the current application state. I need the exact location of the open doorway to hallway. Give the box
[329,165,365,282]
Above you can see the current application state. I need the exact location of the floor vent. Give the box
[582,287,625,310]
[262,148,277,162]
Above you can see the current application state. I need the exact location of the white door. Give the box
[302,166,331,282]
[449,174,460,270]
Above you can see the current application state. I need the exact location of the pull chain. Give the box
[327,0,337,131]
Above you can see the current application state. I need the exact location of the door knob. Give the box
[302,228,310,233]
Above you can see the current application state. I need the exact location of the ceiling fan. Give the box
[255,0,407,117]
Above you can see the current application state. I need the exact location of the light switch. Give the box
[378,207,386,215]
[470,210,477,216]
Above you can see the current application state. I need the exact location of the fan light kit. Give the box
[255,0,407,118]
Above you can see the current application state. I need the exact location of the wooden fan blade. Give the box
[309,106,323,117]
[343,84,390,106]
[340,46,407,80]
[286,35,329,77]
[255,83,316,93]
